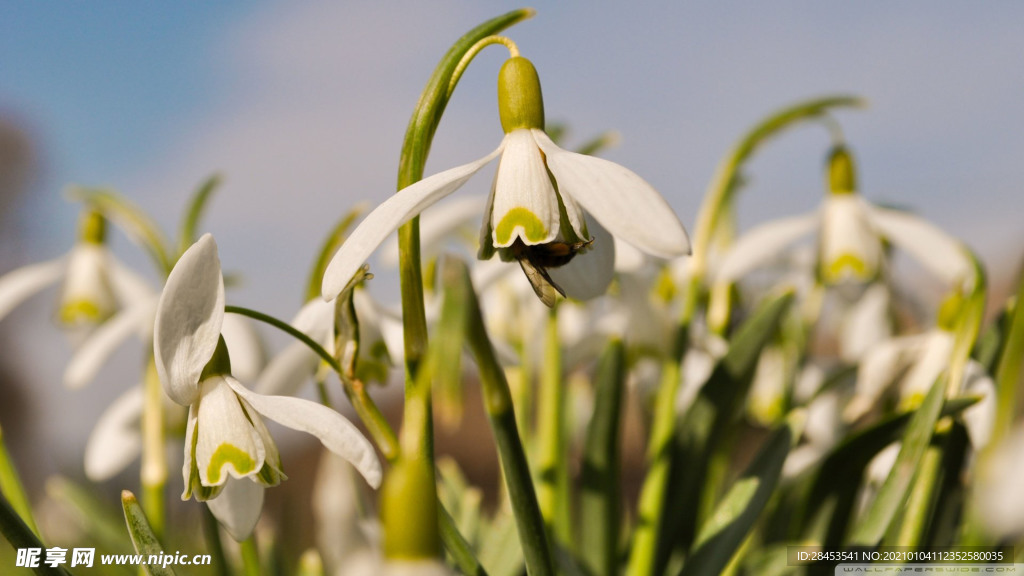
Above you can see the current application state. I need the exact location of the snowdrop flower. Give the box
[323,55,689,307]
[712,145,972,292]
[154,233,381,540]
[0,209,151,343]
[976,424,1024,539]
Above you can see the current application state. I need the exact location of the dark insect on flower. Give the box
[509,237,593,307]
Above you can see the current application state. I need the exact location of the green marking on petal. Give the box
[58,299,109,325]
[206,443,256,485]
[826,253,869,281]
[495,207,548,245]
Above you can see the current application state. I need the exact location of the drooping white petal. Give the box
[107,256,156,308]
[714,212,819,283]
[820,195,881,284]
[0,257,65,322]
[323,145,504,300]
[380,195,489,266]
[838,283,892,363]
[546,216,615,300]
[961,361,996,450]
[227,379,382,489]
[236,385,284,484]
[976,425,1024,538]
[845,334,925,421]
[533,129,690,259]
[65,296,158,389]
[222,314,265,383]
[866,204,973,289]
[207,477,265,541]
[194,377,266,487]
[154,234,225,406]
[490,130,561,247]
[84,385,143,481]
[292,298,335,345]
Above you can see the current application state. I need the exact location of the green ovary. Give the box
[495,207,547,245]
[206,443,256,484]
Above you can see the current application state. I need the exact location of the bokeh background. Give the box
[2,2,1023,493]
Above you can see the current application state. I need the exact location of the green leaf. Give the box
[121,490,176,575]
[433,261,470,429]
[443,256,556,576]
[67,187,174,275]
[0,497,71,575]
[579,338,626,576]
[177,174,221,257]
[993,261,1024,443]
[679,412,801,576]
[662,290,795,555]
[847,375,947,546]
[0,422,37,537]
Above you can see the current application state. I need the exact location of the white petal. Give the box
[382,560,454,576]
[322,146,503,300]
[490,130,561,247]
[107,256,156,307]
[65,296,158,389]
[838,283,892,363]
[714,212,819,283]
[84,385,144,481]
[821,195,881,283]
[866,204,973,289]
[207,477,265,541]
[898,330,954,403]
[195,377,266,487]
[291,298,335,346]
[976,425,1024,538]
[222,314,265,383]
[255,340,319,396]
[846,335,925,421]
[961,361,996,450]
[533,129,690,259]
[154,234,225,406]
[181,404,198,499]
[0,257,65,321]
[227,379,382,489]
[546,215,615,300]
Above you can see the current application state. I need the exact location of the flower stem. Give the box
[140,355,166,539]
[239,536,261,576]
[535,305,570,542]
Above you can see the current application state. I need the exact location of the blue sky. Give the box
[3,2,1024,464]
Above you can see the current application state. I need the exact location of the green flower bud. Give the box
[827,144,857,195]
[79,208,107,245]
[498,56,545,133]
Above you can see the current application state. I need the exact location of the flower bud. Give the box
[498,56,545,133]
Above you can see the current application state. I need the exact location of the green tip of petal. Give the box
[206,443,256,485]
[58,299,111,325]
[494,207,548,245]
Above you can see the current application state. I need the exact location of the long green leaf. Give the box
[443,257,555,576]
[121,490,176,576]
[0,422,37,537]
[578,339,626,576]
[680,413,801,576]
[0,497,70,575]
[177,174,221,257]
[847,376,947,546]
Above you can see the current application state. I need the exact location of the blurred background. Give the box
[2,0,1023,517]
